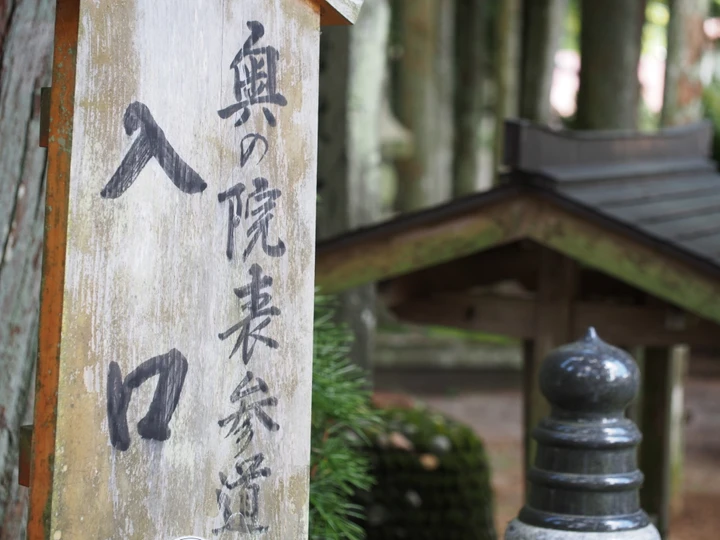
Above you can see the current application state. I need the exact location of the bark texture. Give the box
[317,0,391,373]
[0,0,54,536]
[661,0,710,127]
[576,0,646,130]
[393,0,455,211]
[519,0,568,123]
[493,0,522,180]
[452,0,487,197]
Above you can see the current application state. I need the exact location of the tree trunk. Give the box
[0,0,54,537]
[452,0,487,197]
[661,0,710,127]
[393,0,455,211]
[519,0,568,124]
[575,0,646,130]
[317,0,390,374]
[493,0,522,181]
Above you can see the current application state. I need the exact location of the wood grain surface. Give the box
[32,1,320,538]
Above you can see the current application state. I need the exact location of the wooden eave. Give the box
[311,0,363,25]
[315,183,720,328]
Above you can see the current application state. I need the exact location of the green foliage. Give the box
[702,80,720,163]
[359,405,497,540]
[309,293,380,540]
[561,0,581,52]
[643,0,669,55]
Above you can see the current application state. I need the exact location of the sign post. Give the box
[27,1,363,538]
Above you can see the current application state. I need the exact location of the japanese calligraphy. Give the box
[212,19,291,537]
[240,133,269,168]
[101,102,207,199]
[107,348,189,451]
[218,371,279,457]
[218,264,280,364]
[213,453,271,534]
[218,21,288,128]
[217,177,286,261]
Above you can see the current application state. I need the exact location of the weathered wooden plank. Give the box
[315,192,530,293]
[316,193,720,329]
[392,294,536,338]
[527,197,720,327]
[27,1,78,538]
[390,294,720,347]
[560,173,720,208]
[0,0,54,534]
[30,1,325,538]
[602,191,720,225]
[379,244,539,307]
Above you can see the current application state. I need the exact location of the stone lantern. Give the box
[506,328,661,540]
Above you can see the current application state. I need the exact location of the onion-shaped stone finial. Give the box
[517,327,650,533]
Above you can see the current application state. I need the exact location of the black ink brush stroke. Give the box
[107,348,189,451]
[240,133,268,168]
[101,102,208,199]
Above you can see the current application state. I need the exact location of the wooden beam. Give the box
[380,243,539,307]
[575,303,720,348]
[525,250,578,491]
[392,293,535,337]
[316,194,720,328]
[317,194,531,294]
[390,294,720,348]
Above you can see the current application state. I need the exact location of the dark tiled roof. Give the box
[503,119,720,267]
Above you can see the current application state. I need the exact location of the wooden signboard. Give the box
[28,1,362,539]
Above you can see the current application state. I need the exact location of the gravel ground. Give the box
[375,369,720,540]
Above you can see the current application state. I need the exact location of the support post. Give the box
[640,345,687,539]
[27,1,364,539]
[524,249,578,486]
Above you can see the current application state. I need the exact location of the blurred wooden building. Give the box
[316,120,720,538]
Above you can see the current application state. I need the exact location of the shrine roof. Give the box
[503,119,720,267]
[316,120,720,326]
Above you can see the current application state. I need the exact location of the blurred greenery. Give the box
[713,0,720,18]
[310,294,380,540]
[644,1,669,56]
[702,80,720,163]
[358,405,497,539]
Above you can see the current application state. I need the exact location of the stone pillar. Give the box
[505,328,660,540]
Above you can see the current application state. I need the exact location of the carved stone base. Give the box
[504,520,661,540]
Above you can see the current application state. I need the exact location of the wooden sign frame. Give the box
[27,0,363,538]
